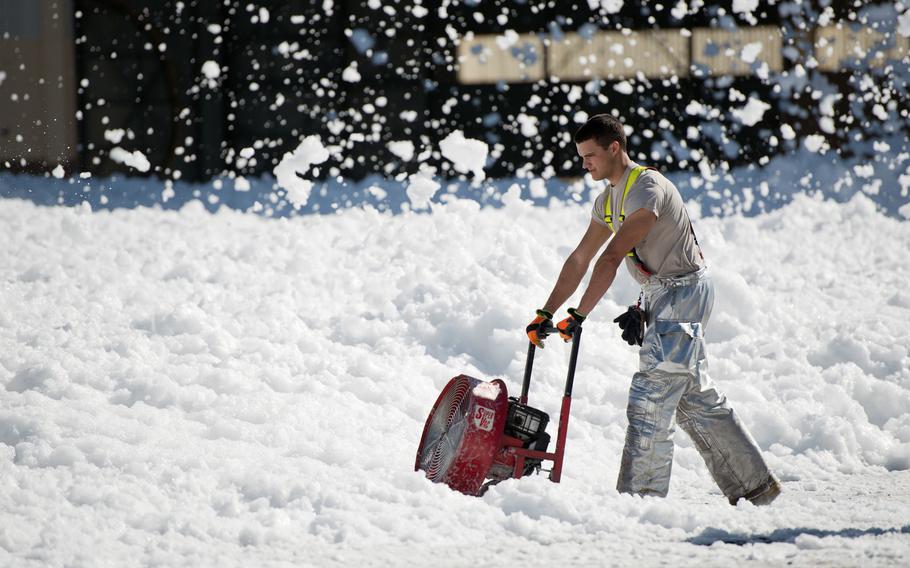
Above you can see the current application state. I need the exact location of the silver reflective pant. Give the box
[616,268,772,499]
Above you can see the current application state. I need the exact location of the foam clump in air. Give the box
[201,60,221,88]
[406,167,440,210]
[109,147,151,172]
[439,130,488,182]
[740,42,763,63]
[732,97,771,126]
[388,140,415,162]
[589,0,625,14]
[273,135,330,209]
[201,60,220,79]
[900,8,910,37]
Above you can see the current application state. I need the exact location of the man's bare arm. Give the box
[576,208,657,315]
[542,219,612,314]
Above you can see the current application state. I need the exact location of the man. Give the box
[526,113,780,505]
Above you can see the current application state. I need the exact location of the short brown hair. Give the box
[574,114,627,152]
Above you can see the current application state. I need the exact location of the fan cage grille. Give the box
[419,377,472,481]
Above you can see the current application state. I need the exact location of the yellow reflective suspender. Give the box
[604,165,647,231]
[604,165,650,263]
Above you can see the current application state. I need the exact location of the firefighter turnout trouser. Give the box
[616,267,772,499]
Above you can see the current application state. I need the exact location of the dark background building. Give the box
[1,1,908,184]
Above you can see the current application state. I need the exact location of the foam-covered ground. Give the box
[1,191,909,566]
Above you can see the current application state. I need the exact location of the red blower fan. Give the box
[415,321,581,495]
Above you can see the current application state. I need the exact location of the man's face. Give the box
[576,138,618,182]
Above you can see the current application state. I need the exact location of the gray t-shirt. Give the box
[591,163,705,284]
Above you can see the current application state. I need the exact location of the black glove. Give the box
[613,306,646,346]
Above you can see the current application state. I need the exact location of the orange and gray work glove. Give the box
[556,308,586,341]
[526,309,554,347]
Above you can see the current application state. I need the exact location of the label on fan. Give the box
[473,406,495,431]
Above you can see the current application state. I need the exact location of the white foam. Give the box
[439,131,488,181]
[899,8,910,38]
[342,62,361,83]
[732,0,759,16]
[273,135,330,208]
[587,0,625,13]
[614,80,634,95]
[388,140,415,162]
[804,134,828,153]
[201,60,220,79]
[732,97,771,126]
[405,167,440,209]
[0,190,909,565]
[740,42,763,63]
[104,129,126,144]
[109,147,151,172]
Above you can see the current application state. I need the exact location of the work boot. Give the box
[728,474,781,506]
